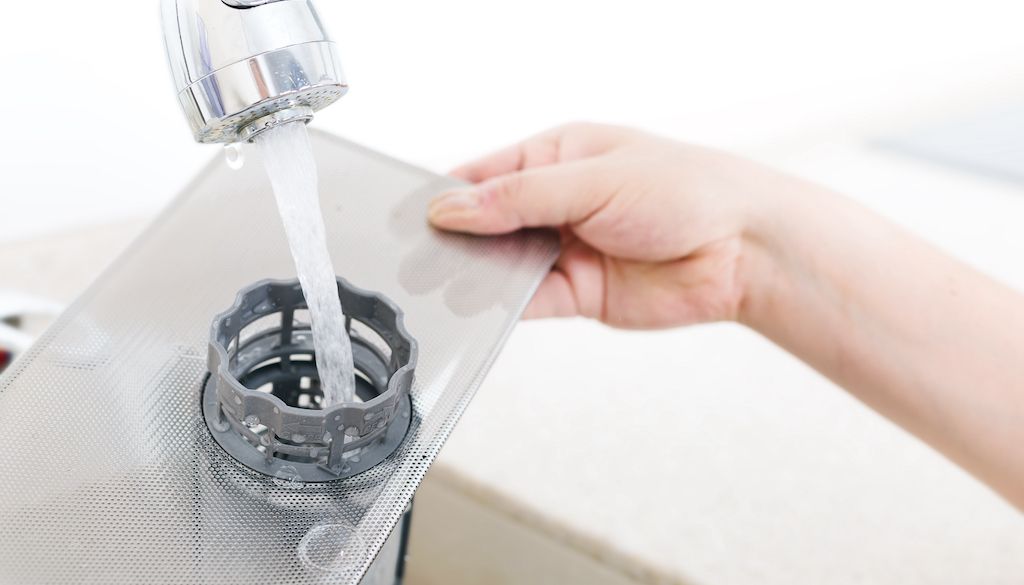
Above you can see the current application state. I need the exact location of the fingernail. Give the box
[429,188,480,219]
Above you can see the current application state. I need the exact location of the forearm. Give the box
[739,179,1024,509]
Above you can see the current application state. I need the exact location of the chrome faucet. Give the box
[161,0,347,144]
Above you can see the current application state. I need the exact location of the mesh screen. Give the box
[0,132,559,584]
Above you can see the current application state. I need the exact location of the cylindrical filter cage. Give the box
[204,278,416,482]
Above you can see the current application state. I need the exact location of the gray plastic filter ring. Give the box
[202,277,417,483]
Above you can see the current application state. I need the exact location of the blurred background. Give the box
[3,0,1024,240]
[2,1,1024,584]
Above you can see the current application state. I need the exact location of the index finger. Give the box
[450,130,561,183]
[450,122,637,183]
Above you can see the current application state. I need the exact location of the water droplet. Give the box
[211,416,230,433]
[273,465,304,490]
[224,143,245,170]
[298,522,365,573]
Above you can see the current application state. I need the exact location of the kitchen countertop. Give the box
[2,138,1023,584]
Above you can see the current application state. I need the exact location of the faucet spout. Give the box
[161,0,347,144]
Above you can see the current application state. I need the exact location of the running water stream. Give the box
[255,122,356,406]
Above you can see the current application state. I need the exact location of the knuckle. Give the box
[494,173,526,205]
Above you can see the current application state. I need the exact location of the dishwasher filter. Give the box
[0,131,559,584]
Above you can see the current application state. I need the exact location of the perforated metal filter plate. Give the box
[0,131,559,584]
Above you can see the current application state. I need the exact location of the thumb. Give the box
[428,159,612,235]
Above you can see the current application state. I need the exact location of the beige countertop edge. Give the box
[423,460,691,585]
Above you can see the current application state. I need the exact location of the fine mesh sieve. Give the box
[0,131,559,584]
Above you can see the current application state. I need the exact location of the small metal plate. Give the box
[0,131,559,584]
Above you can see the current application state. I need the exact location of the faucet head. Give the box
[161,0,347,144]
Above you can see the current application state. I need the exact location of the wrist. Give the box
[735,233,782,330]
[733,174,823,330]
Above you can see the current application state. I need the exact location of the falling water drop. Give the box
[224,143,246,170]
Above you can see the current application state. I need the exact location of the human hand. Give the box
[429,123,1024,512]
[427,122,787,329]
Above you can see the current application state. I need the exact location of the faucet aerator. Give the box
[161,0,347,144]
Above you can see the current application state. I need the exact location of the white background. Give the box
[2,0,1024,242]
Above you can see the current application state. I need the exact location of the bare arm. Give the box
[741,181,1024,508]
[428,122,1024,509]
